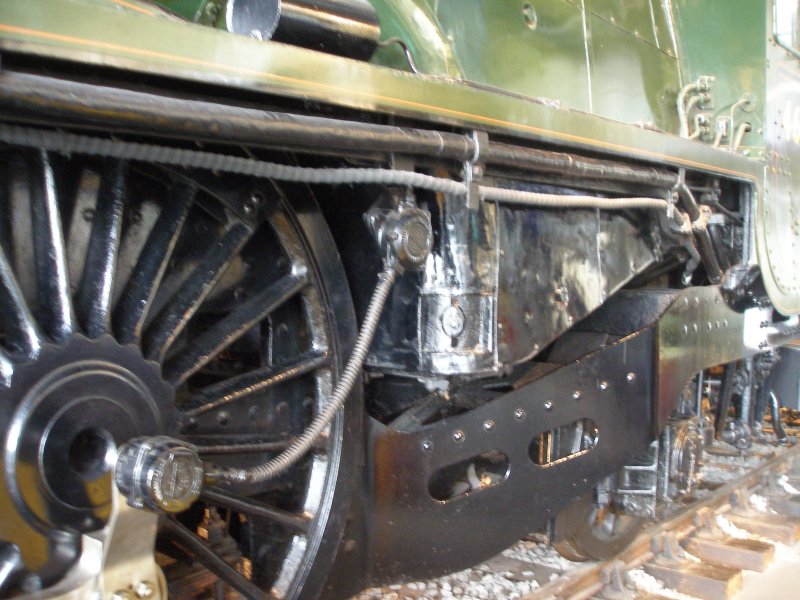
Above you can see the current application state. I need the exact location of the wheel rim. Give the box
[0,148,357,599]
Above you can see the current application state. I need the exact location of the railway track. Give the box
[355,434,800,600]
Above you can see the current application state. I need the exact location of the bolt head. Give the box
[514,408,526,421]
[441,305,466,337]
[133,582,155,599]
[452,430,465,443]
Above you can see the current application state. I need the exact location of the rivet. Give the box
[572,390,581,400]
[514,408,526,421]
[626,372,636,383]
[599,380,609,391]
[544,400,553,411]
[452,430,465,443]
[421,440,433,452]
[483,420,495,432]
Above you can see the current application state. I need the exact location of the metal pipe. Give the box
[677,83,701,138]
[0,71,476,161]
[715,362,736,439]
[768,391,789,445]
[272,0,381,60]
[677,183,723,283]
[484,142,678,189]
[695,371,704,431]
[730,122,752,152]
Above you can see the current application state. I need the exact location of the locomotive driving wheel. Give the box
[0,148,359,599]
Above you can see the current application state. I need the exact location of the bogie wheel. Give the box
[0,148,360,599]
[552,491,644,562]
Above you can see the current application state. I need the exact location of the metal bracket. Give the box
[366,328,654,581]
[23,487,165,600]
[599,560,636,600]
[464,130,488,210]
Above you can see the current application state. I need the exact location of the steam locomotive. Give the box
[0,0,798,597]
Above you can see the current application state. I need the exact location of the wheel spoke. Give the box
[181,349,329,417]
[0,349,13,387]
[161,518,268,600]
[28,150,73,342]
[0,244,41,357]
[76,160,126,338]
[0,160,12,261]
[143,222,252,362]
[182,431,326,449]
[164,271,309,385]
[202,487,310,534]
[194,439,293,455]
[115,181,195,343]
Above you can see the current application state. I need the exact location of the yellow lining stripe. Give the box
[111,0,156,16]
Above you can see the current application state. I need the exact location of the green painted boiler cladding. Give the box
[0,1,799,599]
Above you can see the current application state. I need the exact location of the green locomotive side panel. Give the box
[586,12,679,129]
[419,0,591,112]
[584,0,661,47]
[372,0,679,131]
[369,0,466,77]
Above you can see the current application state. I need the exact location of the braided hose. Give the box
[480,187,672,211]
[0,125,467,196]
[207,267,397,484]
[2,125,679,214]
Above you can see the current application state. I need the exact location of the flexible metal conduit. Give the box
[207,267,397,483]
[480,187,671,211]
[0,124,468,195]
[0,124,677,215]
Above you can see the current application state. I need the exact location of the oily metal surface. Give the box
[497,203,656,366]
[365,329,654,582]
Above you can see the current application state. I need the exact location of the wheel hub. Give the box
[4,335,175,533]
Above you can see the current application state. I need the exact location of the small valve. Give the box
[115,436,204,513]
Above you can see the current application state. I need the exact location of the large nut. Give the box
[116,436,204,513]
